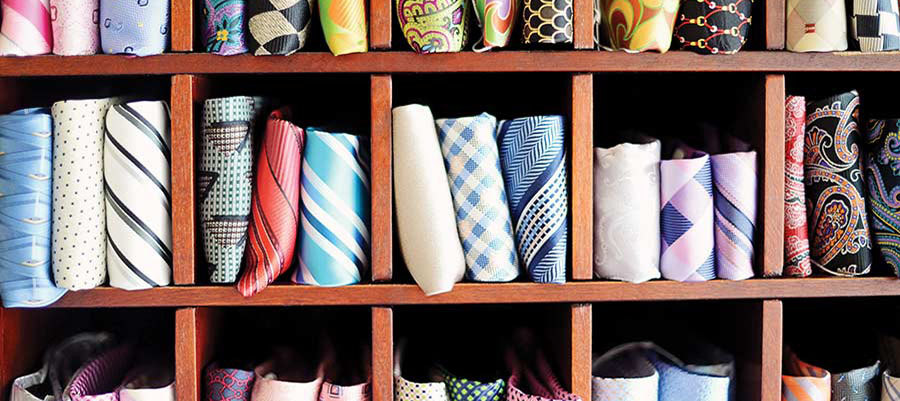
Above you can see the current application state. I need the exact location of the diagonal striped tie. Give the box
[498,115,568,284]
[0,0,52,55]
[104,101,172,290]
[883,371,900,400]
[237,108,303,296]
[293,128,370,287]
[711,150,757,280]
[782,348,831,401]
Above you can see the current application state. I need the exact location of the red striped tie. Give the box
[237,108,303,297]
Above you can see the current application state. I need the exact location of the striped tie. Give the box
[104,101,172,290]
[784,96,812,277]
[0,0,52,55]
[660,147,715,282]
[498,116,568,284]
[832,361,881,401]
[782,348,831,401]
[0,108,66,308]
[50,0,100,55]
[293,128,370,287]
[711,150,757,280]
[237,108,303,296]
[883,371,900,400]
[65,344,134,401]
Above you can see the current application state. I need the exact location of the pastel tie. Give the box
[0,108,67,308]
[117,365,175,401]
[865,118,900,278]
[648,350,729,401]
[521,0,572,44]
[786,0,848,51]
[673,0,752,54]
[203,0,248,55]
[0,0,52,55]
[104,101,172,290]
[51,98,118,291]
[247,0,313,55]
[12,332,116,401]
[598,0,678,52]
[319,0,367,55]
[805,90,873,277]
[784,96,812,277]
[395,377,449,401]
[392,105,465,296]
[396,0,469,53]
[119,383,175,401]
[293,128,370,287]
[851,0,900,51]
[236,108,303,296]
[200,96,255,284]
[660,147,715,282]
[11,367,53,401]
[592,344,659,401]
[250,356,323,401]
[472,0,517,50]
[782,348,831,401]
[444,371,505,401]
[832,361,881,401]
[205,364,255,401]
[508,350,581,401]
[593,140,661,283]
[50,0,100,55]
[99,0,169,56]
[883,371,900,400]
[437,113,519,282]
[320,381,371,401]
[711,150,757,280]
[65,344,134,401]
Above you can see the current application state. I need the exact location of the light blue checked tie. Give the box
[0,108,67,308]
[437,113,519,282]
[100,0,170,56]
[498,116,568,284]
[293,128,370,287]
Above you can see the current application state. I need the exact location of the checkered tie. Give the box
[247,0,313,55]
[851,0,900,51]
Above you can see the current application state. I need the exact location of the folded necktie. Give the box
[508,350,581,401]
[0,0,52,55]
[832,361,881,400]
[320,381,370,401]
[443,371,505,401]
[205,363,255,401]
[804,91,873,276]
[247,0,313,55]
[711,149,757,280]
[65,344,134,401]
[99,0,169,56]
[786,0,848,51]
[0,108,67,307]
[674,0,752,54]
[437,113,519,282]
[864,118,900,278]
[396,0,469,52]
[884,370,900,400]
[784,96,812,277]
[598,0,678,52]
[521,0,572,44]
[394,340,450,401]
[50,0,100,55]
[851,0,900,51]
[251,352,323,401]
[12,332,116,401]
[593,139,661,283]
[472,0,517,50]
[782,348,831,401]
[648,348,729,401]
[592,344,659,401]
[294,128,370,287]
[498,116,568,284]
[203,0,248,55]
[392,105,465,295]
[118,364,175,401]
[12,367,53,401]
[319,0,367,55]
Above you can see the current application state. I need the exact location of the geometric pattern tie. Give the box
[660,147,715,282]
[205,365,255,401]
[203,0,248,55]
[0,0,52,55]
[784,96,812,277]
[831,361,881,401]
[104,101,172,290]
[319,381,371,401]
[99,0,169,56]
[318,0,368,55]
[395,376,450,401]
[710,150,757,280]
[237,108,303,297]
[50,0,100,55]
[883,371,900,400]
[443,370,505,401]
[498,116,568,284]
[65,344,134,401]
[437,113,519,282]
[293,128,370,287]
[851,0,900,51]
[782,348,831,401]
[673,0,752,54]
[247,0,313,55]
[786,0,849,51]
[864,118,900,277]
[521,0,572,44]
[0,108,67,308]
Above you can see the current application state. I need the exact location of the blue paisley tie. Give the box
[0,108,66,308]
[498,116,568,284]
[99,0,170,56]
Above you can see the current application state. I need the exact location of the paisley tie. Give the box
[784,96,812,277]
[319,0,368,55]
[0,108,66,308]
[0,0,52,55]
[498,116,568,284]
[832,361,881,401]
[472,0,517,50]
[104,101,173,290]
[50,0,100,55]
[236,108,303,296]
[293,128,370,287]
[443,371,505,401]
[673,0,752,54]
[864,118,900,278]
[851,0,900,51]
[521,0,572,44]
[396,0,469,53]
[884,371,900,400]
[711,150,757,280]
[205,364,255,401]
[592,344,659,401]
[203,0,248,55]
[598,0,678,52]
[247,0,313,55]
[99,0,169,56]
[437,113,519,282]
[782,348,831,401]
[65,344,134,401]
[786,0,848,51]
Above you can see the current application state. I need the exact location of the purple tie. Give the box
[660,146,715,281]
[710,150,757,280]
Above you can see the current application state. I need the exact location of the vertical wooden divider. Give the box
[370,0,393,49]
[571,74,593,280]
[171,75,204,285]
[761,74,785,276]
[372,307,394,401]
[176,307,224,401]
[171,0,194,51]
[760,300,783,401]
[765,0,786,49]
[569,304,592,401]
[573,0,594,48]
[371,75,393,282]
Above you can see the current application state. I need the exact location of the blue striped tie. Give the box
[293,128,370,286]
[884,371,900,400]
[498,115,568,284]
[0,108,66,307]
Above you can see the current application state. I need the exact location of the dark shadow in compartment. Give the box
[0,76,171,114]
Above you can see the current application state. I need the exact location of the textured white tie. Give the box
[119,383,175,401]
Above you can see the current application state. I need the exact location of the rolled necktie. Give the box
[118,364,175,401]
[247,0,313,55]
[50,0,100,55]
[396,0,469,53]
[851,0,900,51]
[319,0,367,55]
[437,113,519,282]
[52,98,118,291]
[0,108,66,307]
[0,0,52,55]
[99,0,169,56]
[394,340,450,401]
[443,371,505,401]
[236,108,303,297]
[13,332,116,401]
[251,350,323,401]
[12,367,53,401]
[832,361,881,400]
[598,0,678,52]
[591,344,659,401]
[472,0,517,50]
[786,0,848,51]
[320,381,370,401]
[884,371,900,400]
[498,116,567,284]
[593,140,661,283]
[205,363,255,401]
[804,90,873,277]
[521,0,572,44]
[392,104,465,296]
[784,96,812,277]
[203,0,248,55]
[674,0,752,54]
[293,128,370,287]
[660,146,715,282]
[65,344,134,401]
[879,333,900,374]
[508,350,580,401]
[200,96,255,284]
[865,118,900,278]
[782,348,830,401]
[647,348,729,401]
[710,150,757,280]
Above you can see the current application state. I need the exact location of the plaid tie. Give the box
[711,150,757,280]
[784,96,812,277]
[660,146,715,281]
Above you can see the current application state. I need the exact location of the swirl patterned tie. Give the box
[784,96,812,277]
[50,0,100,55]
[0,0,52,55]
[203,0,248,55]
[498,116,568,284]
[660,147,715,282]
[319,0,368,55]
[293,128,370,287]
[711,150,757,280]
[782,348,831,401]
[437,113,519,282]
[205,364,255,401]
[0,108,66,308]
[864,118,900,278]
[104,101,172,290]
[472,0,516,50]
[247,0,313,55]
[237,108,303,296]
[99,0,169,56]
[396,0,469,53]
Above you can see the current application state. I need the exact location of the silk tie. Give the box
[392,105,465,296]
[784,96,812,277]
[782,348,830,401]
[598,0,678,52]
[200,96,255,284]
[118,364,175,401]
[472,0,517,50]
[104,101,172,290]
[593,139,661,283]
[0,108,67,308]
[832,361,881,401]
[648,349,729,401]
[443,371,505,401]
[884,371,900,400]
[865,118,900,278]
[206,364,255,401]
[851,0,900,51]
[786,0,848,51]
[51,98,117,291]
[319,0,367,55]
[251,353,323,401]
[710,150,757,280]
[437,113,519,282]
[396,0,468,53]
[805,91,873,277]
[247,0,313,55]
[294,128,370,287]
[660,146,715,282]
[119,383,175,401]
[320,381,371,401]
[673,0,752,54]
[65,344,134,401]
[12,332,116,401]
[236,108,303,296]
[521,0,572,44]
[0,0,52,55]
[99,0,169,56]
[592,344,659,401]
[11,367,53,401]
[203,0,248,54]
[394,340,450,401]
[508,350,581,401]
[50,0,100,55]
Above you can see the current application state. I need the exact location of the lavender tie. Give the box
[660,146,715,281]
[710,150,757,280]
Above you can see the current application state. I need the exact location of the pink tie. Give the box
[50,0,99,55]
[319,381,371,401]
[0,0,52,55]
